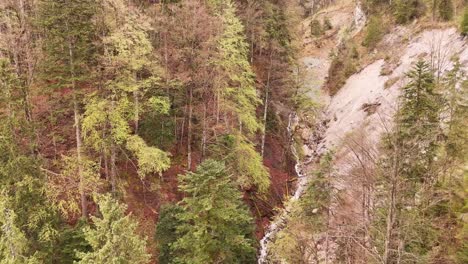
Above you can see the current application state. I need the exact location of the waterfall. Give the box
[257,112,314,263]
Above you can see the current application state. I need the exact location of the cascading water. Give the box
[257,112,318,263]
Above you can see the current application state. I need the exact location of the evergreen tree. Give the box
[155,204,184,264]
[363,16,383,48]
[398,60,441,183]
[0,196,33,263]
[76,194,150,264]
[394,0,423,24]
[442,58,467,161]
[207,0,270,195]
[215,0,262,135]
[38,0,98,217]
[461,6,468,36]
[438,0,454,21]
[211,134,270,194]
[172,160,256,264]
[0,57,63,263]
[374,60,442,263]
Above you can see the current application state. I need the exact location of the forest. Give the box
[0,0,467,263]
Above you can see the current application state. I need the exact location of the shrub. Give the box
[461,7,468,36]
[363,16,384,48]
[394,0,425,24]
[438,0,454,21]
[310,19,323,36]
[323,16,333,30]
[327,44,360,95]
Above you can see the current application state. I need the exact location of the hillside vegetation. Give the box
[0,0,467,263]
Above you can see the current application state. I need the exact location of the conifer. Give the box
[76,195,150,264]
[172,160,256,264]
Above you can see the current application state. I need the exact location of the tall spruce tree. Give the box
[172,160,256,264]
[38,0,98,218]
[376,60,442,263]
[215,0,261,135]
[209,0,270,194]
[76,194,150,264]
[0,57,60,263]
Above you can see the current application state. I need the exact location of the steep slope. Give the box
[259,0,468,261]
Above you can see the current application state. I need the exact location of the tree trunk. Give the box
[187,85,193,169]
[201,103,207,160]
[134,89,139,134]
[68,35,87,218]
[110,141,117,193]
[261,50,273,158]
[384,141,400,264]
[73,95,87,218]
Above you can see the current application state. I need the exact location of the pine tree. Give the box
[207,1,270,195]
[0,197,31,263]
[172,160,256,264]
[394,0,423,24]
[375,60,442,263]
[442,59,467,161]
[76,194,150,264]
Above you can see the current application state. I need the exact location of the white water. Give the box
[257,113,316,263]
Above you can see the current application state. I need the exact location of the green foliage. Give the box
[0,197,32,264]
[372,60,447,263]
[76,194,150,264]
[56,220,91,264]
[394,0,425,24]
[47,155,101,219]
[327,44,359,95]
[172,160,256,264]
[363,16,384,48]
[398,60,441,183]
[442,59,467,161]
[82,0,171,181]
[438,0,454,21]
[38,0,97,88]
[0,128,60,263]
[300,152,333,218]
[126,135,171,179]
[155,204,184,264]
[216,1,262,135]
[211,134,270,194]
[310,19,323,37]
[363,0,392,14]
[269,152,334,263]
[323,17,333,30]
[461,6,468,36]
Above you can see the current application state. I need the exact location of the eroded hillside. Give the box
[261,0,468,263]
